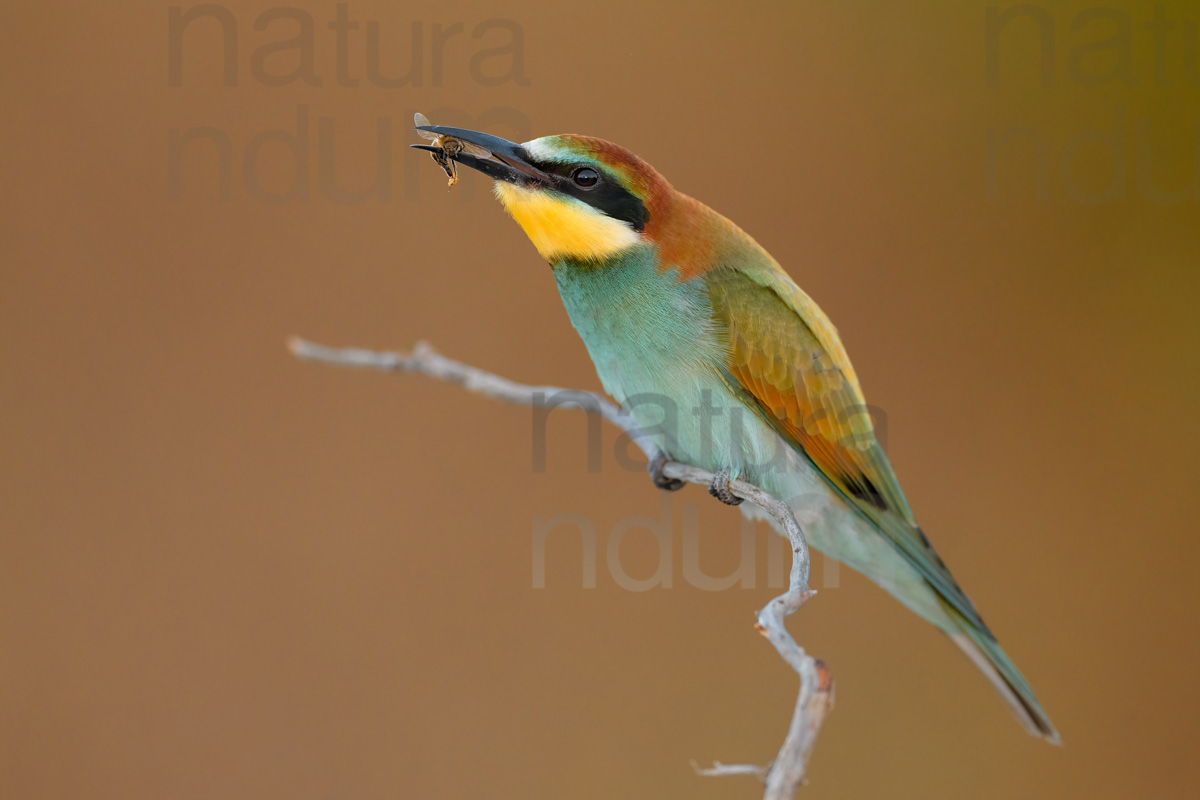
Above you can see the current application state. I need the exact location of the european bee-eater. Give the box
[413,121,1059,743]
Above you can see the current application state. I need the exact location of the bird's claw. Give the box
[647,451,685,492]
[708,467,743,505]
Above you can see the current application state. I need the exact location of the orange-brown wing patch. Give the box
[705,266,995,631]
[704,267,912,520]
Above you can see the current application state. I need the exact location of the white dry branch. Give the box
[289,336,836,799]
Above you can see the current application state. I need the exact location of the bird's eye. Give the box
[572,167,599,188]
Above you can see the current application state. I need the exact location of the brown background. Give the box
[3,1,1199,798]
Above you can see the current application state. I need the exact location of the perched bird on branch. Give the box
[412,118,1059,743]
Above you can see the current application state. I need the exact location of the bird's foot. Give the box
[708,467,743,506]
[647,451,685,492]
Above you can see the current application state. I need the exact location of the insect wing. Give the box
[460,141,493,159]
[413,112,440,141]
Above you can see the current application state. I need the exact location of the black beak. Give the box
[411,125,548,186]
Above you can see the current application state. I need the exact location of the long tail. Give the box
[943,601,1061,744]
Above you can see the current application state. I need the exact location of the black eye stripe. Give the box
[536,161,650,232]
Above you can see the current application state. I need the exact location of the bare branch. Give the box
[290,337,835,798]
[289,337,655,457]
[692,760,768,779]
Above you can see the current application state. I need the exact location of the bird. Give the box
[411,119,1060,744]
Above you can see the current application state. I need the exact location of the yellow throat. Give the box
[494,182,640,261]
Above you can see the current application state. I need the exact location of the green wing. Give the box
[703,265,987,632]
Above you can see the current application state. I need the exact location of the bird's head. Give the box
[413,124,673,263]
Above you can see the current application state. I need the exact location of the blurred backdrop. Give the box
[3,1,1199,798]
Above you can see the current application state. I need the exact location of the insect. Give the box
[413,112,492,188]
